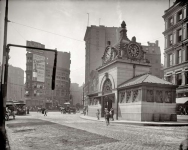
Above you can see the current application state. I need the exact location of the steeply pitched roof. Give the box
[118,73,173,88]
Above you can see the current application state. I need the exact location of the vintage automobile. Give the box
[62,106,76,114]
[5,101,16,121]
[14,102,26,115]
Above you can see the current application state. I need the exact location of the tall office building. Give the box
[84,25,121,96]
[25,41,71,108]
[7,65,25,102]
[45,51,71,107]
[163,0,188,99]
[84,25,121,84]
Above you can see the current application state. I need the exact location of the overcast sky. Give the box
[0,0,175,86]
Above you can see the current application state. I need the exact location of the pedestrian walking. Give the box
[60,107,63,114]
[86,107,88,115]
[110,107,114,121]
[179,106,183,115]
[44,108,47,116]
[83,107,86,116]
[96,109,100,120]
[104,108,110,126]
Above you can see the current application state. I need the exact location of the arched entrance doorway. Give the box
[101,78,114,117]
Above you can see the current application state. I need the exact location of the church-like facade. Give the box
[86,21,177,122]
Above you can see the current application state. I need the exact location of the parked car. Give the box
[5,102,16,121]
[14,102,26,115]
[63,106,76,114]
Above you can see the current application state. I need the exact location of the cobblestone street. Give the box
[6,112,188,150]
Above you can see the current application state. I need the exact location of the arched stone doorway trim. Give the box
[99,73,115,93]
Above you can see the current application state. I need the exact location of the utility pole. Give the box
[0,0,9,148]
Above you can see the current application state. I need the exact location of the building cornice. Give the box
[163,61,188,72]
[97,59,150,72]
[164,39,188,53]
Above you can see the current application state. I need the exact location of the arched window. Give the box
[102,79,112,94]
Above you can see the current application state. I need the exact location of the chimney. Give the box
[155,40,158,46]
[107,41,111,46]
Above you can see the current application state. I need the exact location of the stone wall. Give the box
[118,86,177,121]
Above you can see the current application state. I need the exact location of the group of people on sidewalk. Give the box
[96,107,114,126]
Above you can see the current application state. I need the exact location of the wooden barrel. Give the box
[153,113,160,122]
[171,114,177,121]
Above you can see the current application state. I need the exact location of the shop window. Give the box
[166,76,172,82]
[177,50,182,64]
[176,73,182,86]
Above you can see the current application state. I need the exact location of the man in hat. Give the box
[104,108,110,126]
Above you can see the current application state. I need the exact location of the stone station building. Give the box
[87,21,178,122]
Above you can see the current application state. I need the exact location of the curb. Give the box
[80,116,188,126]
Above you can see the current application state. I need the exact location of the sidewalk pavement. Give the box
[80,115,188,126]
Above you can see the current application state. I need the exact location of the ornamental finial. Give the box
[121,21,126,28]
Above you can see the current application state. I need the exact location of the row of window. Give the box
[46,74,68,80]
[165,7,187,30]
[166,71,188,86]
[46,70,69,78]
[165,24,188,48]
[25,90,69,97]
[26,65,33,71]
[167,47,188,67]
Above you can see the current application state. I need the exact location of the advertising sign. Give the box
[33,54,45,82]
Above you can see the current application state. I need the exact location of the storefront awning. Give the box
[176,97,188,104]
